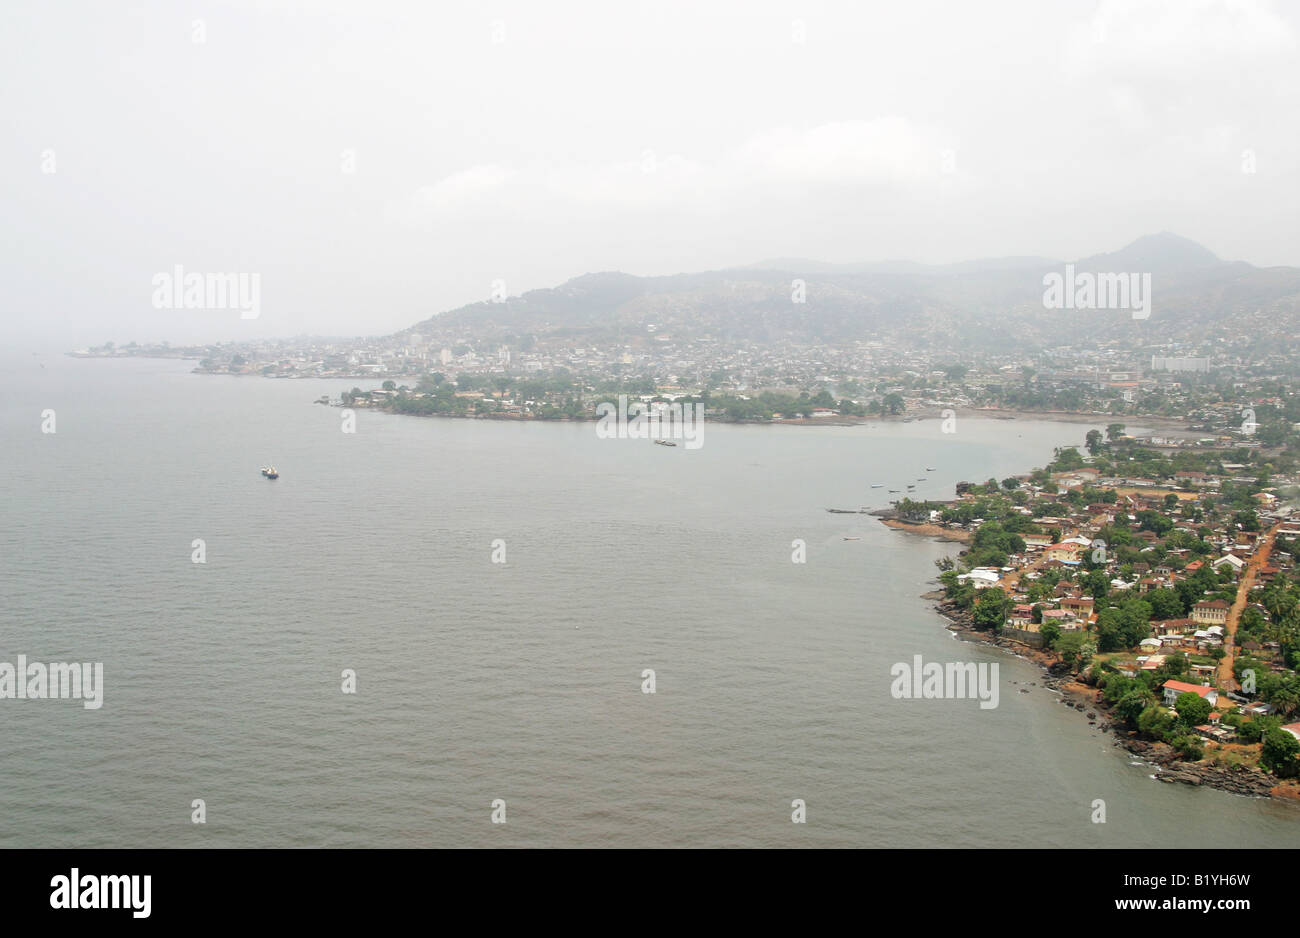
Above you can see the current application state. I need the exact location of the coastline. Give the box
[880,518,973,543]
[894,520,1300,803]
[67,355,1200,432]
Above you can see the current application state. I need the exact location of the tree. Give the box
[1138,704,1174,740]
[1238,714,1280,744]
[973,589,1010,632]
[1170,735,1204,761]
[1106,423,1126,442]
[382,380,397,391]
[1115,688,1155,726]
[1039,621,1060,648]
[1267,676,1300,717]
[1158,653,1189,680]
[1085,429,1104,456]
[1052,447,1085,470]
[1054,631,1087,669]
[1261,728,1300,778]
[1082,569,1110,600]
[1147,589,1184,621]
[1096,609,1124,652]
[1173,691,1212,727]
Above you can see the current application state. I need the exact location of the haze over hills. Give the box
[395,233,1300,354]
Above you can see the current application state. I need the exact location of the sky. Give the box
[3,0,1298,347]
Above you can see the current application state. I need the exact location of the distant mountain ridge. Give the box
[396,234,1300,352]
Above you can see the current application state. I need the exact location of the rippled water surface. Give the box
[3,354,1299,847]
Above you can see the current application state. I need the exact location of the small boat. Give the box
[888,489,899,493]
[261,465,279,480]
[926,467,936,472]
[870,483,883,488]
[826,508,857,514]
[654,439,677,447]
[843,536,862,541]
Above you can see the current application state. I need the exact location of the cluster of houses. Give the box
[1154,681,1300,745]
[942,461,1300,744]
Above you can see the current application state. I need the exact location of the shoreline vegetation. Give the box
[877,429,1300,802]
[70,350,1201,431]
[325,393,1199,431]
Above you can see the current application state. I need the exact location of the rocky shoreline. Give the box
[925,566,1300,802]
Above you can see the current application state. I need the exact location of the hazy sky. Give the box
[4,0,1298,346]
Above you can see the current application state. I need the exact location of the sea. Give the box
[3,351,1299,847]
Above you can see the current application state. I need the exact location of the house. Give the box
[1212,554,1245,574]
[1007,604,1034,627]
[1040,608,1080,630]
[1152,618,1195,636]
[1191,600,1229,626]
[958,568,1002,589]
[1196,717,1236,742]
[1161,680,1219,708]
[1061,596,1095,618]
[1044,542,1083,563]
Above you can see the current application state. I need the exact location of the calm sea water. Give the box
[3,352,1299,847]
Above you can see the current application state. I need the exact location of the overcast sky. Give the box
[3,0,1297,347]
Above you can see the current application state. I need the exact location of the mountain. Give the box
[395,235,1300,352]
[1076,231,1225,274]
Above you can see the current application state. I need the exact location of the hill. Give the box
[395,234,1300,353]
